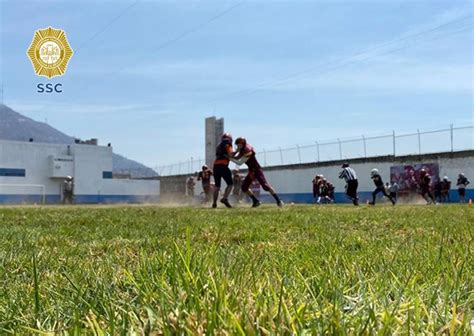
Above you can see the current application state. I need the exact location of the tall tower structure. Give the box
[205,117,224,167]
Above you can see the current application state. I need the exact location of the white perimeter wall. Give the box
[99,179,159,195]
[189,153,473,197]
[261,154,474,195]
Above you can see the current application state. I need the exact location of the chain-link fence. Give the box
[112,168,160,179]
[147,124,473,177]
[155,158,206,177]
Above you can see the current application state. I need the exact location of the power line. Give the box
[32,1,245,114]
[205,15,473,105]
[74,0,140,53]
[29,10,471,117]
[30,0,140,117]
[69,16,471,125]
[111,1,246,76]
[208,15,473,103]
[253,24,473,92]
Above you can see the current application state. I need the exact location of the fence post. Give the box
[362,135,367,157]
[279,147,284,165]
[315,141,320,162]
[392,130,396,157]
[297,145,301,163]
[417,129,421,154]
[450,124,454,152]
[263,149,267,167]
[338,138,342,160]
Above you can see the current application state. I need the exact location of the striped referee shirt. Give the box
[339,167,357,182]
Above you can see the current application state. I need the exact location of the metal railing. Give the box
[146,124,473,177]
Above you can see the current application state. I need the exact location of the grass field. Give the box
[0,204,472,335]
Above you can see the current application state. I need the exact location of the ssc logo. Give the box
[27,27,73,78]
[37,83,63,93]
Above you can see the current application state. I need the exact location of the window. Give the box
[0,168,26,177]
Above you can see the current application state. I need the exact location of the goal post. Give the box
[0,184,46,204]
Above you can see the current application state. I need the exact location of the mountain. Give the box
[0,104,72,143]
[0,104,158,177]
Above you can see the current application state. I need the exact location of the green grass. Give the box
[0,204,473,335]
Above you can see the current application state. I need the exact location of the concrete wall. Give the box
[160,150,474,204]
[0,139,159,204]
[260,151,473,203]
[160,175,188,203]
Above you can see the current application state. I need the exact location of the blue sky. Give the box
[1,0,473,167]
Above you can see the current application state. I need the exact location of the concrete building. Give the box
[205,117,224,167]
[0,139,159,204]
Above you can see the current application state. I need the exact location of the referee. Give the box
[339,163,359,206]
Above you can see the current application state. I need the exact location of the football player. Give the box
[319,178,333,204]
[211,133,234,208]
[440,176,451,203]
[197,165,213,203]
[326,180,335,203]
[456,173,470,203]
[387,181,399,204]
[418,168,436,204]
[369,169,395,205]
[312,174,322,204]
[231,137,282,207]
[186,176,196,198]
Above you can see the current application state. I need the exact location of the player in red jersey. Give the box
[312,174,322,203]
[197,165,213,203]
[326,180,335,203]
[231,137,282,207]
[212,133,234,208]
[418,168,436,204]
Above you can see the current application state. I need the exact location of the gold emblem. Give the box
[27,27,73,78]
